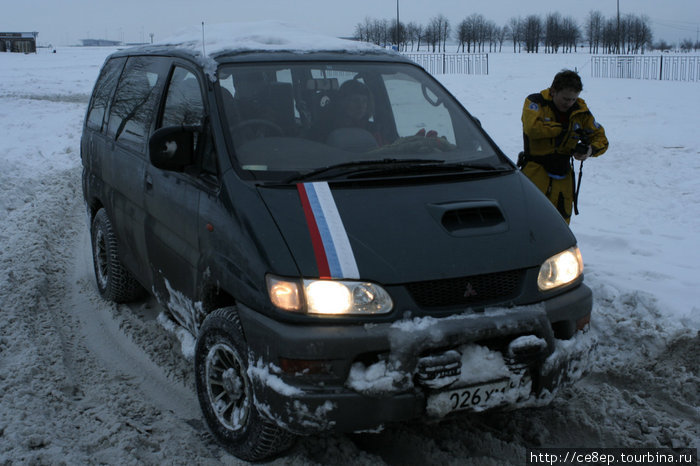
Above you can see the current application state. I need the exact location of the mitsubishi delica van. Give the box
[81,23,593,461]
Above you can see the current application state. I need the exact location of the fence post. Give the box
[659,55,663,81]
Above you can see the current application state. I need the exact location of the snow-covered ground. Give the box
[0,45,698,465]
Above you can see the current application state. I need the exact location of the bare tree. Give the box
[497,25,509,52]
[353,17,372,43]
[441,16,451,53]
[561,16,580,52]
[485,21,498,52]
[652,39,672,52]
[457,19,470,52]
[544,12,562,53]
[585,11,604,53]
[424,20,440,52]
[624,14,653,53]
[389,21,407,50]
[356,10,659,56]
[427,15,450,52]
[602,18,618,53]
[680,38,694,52]
[379,19,392,47]
[473,14,490,52]
[406,22,422,51]
[354,18,399,47]
[523,15,543,53]
[508,17,523,52]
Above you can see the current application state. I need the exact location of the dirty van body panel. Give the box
[106,149,150,283]
[144,168,201,308]
[257,171,575,285]
[196,170,302,313]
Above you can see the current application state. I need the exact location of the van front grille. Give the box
[405,269,524,309]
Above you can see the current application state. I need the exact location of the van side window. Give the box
[107,57,167,149]
[162,67,204,127]
[161,66,218,177]
[86,57,125,131]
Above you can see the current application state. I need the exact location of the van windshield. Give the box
[217,61,510,181]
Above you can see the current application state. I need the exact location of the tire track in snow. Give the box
[0,166,224,463]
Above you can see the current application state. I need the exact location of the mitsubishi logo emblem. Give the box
[464,282,477,297]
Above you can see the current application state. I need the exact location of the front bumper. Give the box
[238,284,593,434]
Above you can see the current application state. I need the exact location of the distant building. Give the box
[80,39,122,47]
[0,32,38,53]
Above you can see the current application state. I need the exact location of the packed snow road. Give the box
[0,48,697,465]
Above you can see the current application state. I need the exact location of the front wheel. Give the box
[194,307,295,461]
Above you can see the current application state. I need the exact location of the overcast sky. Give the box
[3,0,699,46]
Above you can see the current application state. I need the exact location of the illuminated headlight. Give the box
[266,275,393,315]
[537,247,584,291]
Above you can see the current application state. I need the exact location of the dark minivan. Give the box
[81,24,593,461]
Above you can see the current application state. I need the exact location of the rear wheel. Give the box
[90,208,143,303]
[194,307,295,461]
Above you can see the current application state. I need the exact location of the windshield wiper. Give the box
[345,160,510,178]
[286,158,444,183]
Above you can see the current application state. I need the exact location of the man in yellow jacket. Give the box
[520,70,608,224]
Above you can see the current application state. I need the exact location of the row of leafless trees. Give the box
[354,11,697,54]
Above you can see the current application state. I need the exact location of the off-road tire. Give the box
[194,307,295,461]
[90,208,143,303]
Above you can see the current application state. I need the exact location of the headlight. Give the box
[266,275,393,315]
[537,247,584,291]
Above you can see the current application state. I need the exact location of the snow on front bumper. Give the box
[346,309,595,418]
[236,285,594,434]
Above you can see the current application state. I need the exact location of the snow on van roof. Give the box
[147,21,390,79]
[159,21,382,54]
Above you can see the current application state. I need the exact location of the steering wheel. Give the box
[232,119,283,141]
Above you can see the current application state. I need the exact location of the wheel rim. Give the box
[205,342,251,432]
[94,228,109,289]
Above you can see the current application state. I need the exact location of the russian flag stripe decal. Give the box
[297,182,359,279]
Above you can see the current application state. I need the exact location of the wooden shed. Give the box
[0,32,38,53]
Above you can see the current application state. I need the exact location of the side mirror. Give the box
[149,125,202,171]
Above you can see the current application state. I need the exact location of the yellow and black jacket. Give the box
[520,88,608,223]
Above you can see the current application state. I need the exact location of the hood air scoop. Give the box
[427,200,507,236]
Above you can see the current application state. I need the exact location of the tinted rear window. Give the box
[106,56,168,150]
[86,57,126,131]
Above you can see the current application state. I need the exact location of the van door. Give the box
[145,64,216,332]
[103,56,169,284]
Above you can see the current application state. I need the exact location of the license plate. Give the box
[426,374,530,417]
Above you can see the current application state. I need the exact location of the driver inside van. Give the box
[310,79,385,149]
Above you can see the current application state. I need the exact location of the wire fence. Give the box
[402,53,489,75]
[591,55,700,82]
